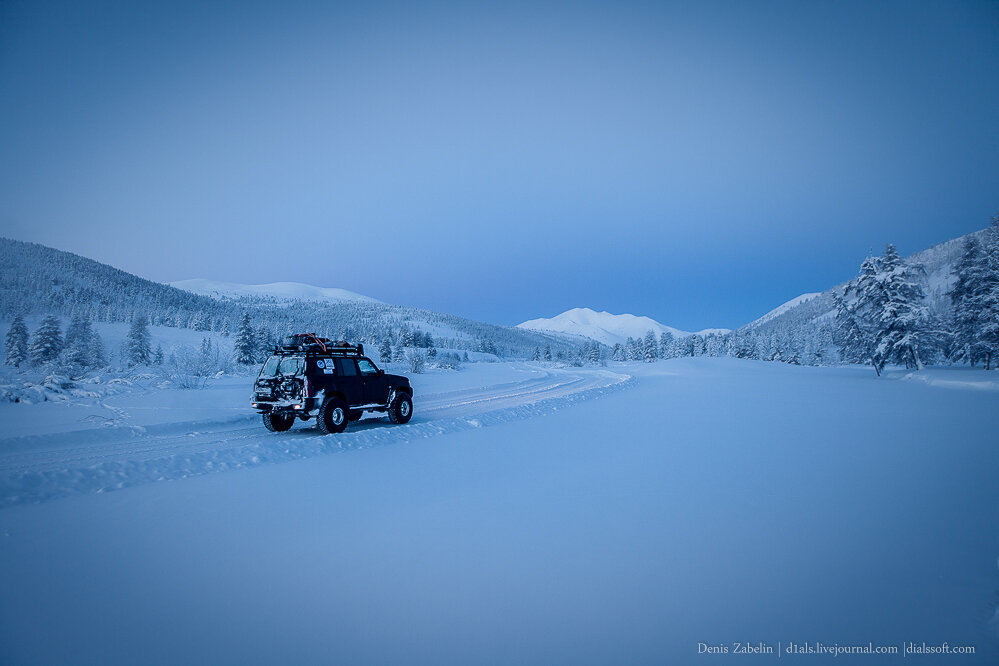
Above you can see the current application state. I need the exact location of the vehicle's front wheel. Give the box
[387,393,413,424]
[317,397,349,435]
[262,412,295,432]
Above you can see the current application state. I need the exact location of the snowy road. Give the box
[0,364,631,506]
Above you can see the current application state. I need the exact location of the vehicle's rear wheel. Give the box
[387,393,413,424]
[317,397,349,434]
[348,410,364,422]
[262,412,295,432]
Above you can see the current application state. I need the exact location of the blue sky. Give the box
[1,0,997,329]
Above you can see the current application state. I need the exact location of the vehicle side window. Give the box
[336,358,358,376]
[358,359,378,375]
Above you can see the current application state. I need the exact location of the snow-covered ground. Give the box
[1,359,997,664]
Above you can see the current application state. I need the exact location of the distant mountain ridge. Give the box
[517,307,730,345]
[0,237,579,358]
[169,279,381,304]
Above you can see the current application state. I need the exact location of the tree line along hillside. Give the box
[0,237,576,360]
[3,217,998,375]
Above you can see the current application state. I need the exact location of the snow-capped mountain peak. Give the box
[517,307,726,346]
[168,279,381,304]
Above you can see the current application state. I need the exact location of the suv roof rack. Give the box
[274,334,364,357]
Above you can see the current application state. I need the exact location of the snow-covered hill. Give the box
[516,307,728,346]
[735,228,990,337]
[743,292,822,330]
[169,279,381,304]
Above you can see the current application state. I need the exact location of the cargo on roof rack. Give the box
[275,334,364,357]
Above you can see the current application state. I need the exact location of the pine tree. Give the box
[611,343,624,361]
[852,245,927,374]
[124,312,152,366]
[65,316,96,368]
[153,344,165,365]
[586,341,600,363]
[949,236,985,365]
[833,289,869,364]
[850,254,889,375]
[543,344,552,361]
[30,315,64,365]
[690,334,705,357]
[659,331,675,360]
[378,338,392,363]
[975,215,999,369]
[531,347,540,361]
[255,326,275,362]
[5,314,29,367]
[234,313,256,365]
[643,330,658,363]
[192,311,211,331]
[89,332,107,368]
[875,244,927,371]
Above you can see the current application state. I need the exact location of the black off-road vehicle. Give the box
[251,334,413,434]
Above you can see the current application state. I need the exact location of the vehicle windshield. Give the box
[259,355,305,377]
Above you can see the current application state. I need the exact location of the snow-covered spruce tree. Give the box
[531,347,540,361]
[833,289,870,364]
[611,343,624,361]
[624,337,638,360]
[427,346,437,362]
[704,334,724,357]
[949,236,985,365]
[659,331,674,359]
[727,332,752,359]
[255,326,276,362]
[586,341,600,364]
[30,315,64,365]
[153,345,165,365]
[64,316,96,369]
[89,330,108,368]
[543,344,552,361]
[850,254,889,375]
[378,338,392,363]
[5,314,29,367]
[124,312,153,366]
[233,313,256,365]
[643,330,658,362]
[975,215,999,369]
[192,311,211,331]
[691,334,705,357]
[855,245,927,374]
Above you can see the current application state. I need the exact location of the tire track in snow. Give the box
[0,366,633,506]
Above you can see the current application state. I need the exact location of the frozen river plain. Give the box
[1,358,997,664]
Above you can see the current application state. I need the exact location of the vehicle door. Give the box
[358,357,389,405]
[333,358,363,406]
